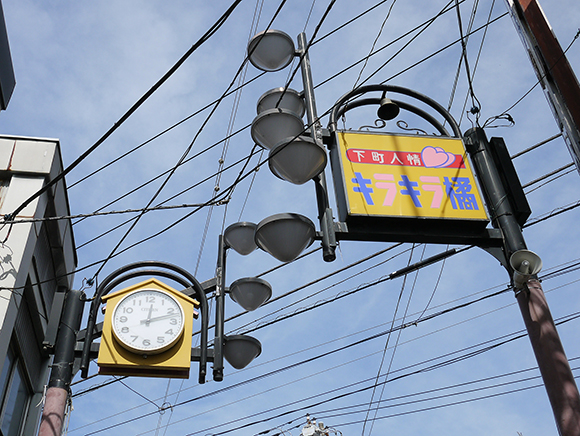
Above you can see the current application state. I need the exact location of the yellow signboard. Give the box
[335,131,488,221]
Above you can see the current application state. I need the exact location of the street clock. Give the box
[111,289,185,355]
[97,278,199,378]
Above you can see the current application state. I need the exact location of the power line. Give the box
[379,12,508,85]
[200,313,580,436]
[3,0,246,222]
[454,0,482,125]
[356,0,460,88]
[73,145,261,251]
[352,0,399,88]
[2,202,221,224]
[487,28,580,123]
[364,244,428,436]
[523,162,576,193]
[68,0,401,193]
[67,76,264,190]
[70,269,580,434]
[316,0,462,89]
[511,133,562,159]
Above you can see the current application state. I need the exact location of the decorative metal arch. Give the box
[79,261,209,384]
[328,84,462,138]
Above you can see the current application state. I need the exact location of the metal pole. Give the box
[38,289,85,436]
[504,0,580,174]
[464,127,580,436]
[213,235,227,381]
[297,32,336,262]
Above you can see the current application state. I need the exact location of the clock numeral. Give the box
[169,318,178,325]
[123,307,133,314]
[165,329,173,335]
[119,316,128,323]
[143,339,151,346]
[157,336,165,344]
[133,299,142,306]
[121,327,129,333]
[131,335,138,343]
[167,308,175,314]
[146,296,155,303]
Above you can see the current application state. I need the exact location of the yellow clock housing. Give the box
[97,278,200,379]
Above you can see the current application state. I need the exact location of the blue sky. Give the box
[1,1,580,436]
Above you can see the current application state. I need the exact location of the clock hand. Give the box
[144,304,154,326]
[140,313,179,324]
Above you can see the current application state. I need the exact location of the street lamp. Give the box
[247,29,295,72]
[224,221,257,255]
[257,87,305,117]
[251,108,305,150]
[269,136,327,185]
[222,335,262,370]
[77,233,270,383]
[246,26,580,433]
[254,213,316,263]
[229,277,272,311]
[247,29,336,261]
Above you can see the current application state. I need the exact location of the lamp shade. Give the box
[257,87,305,117]
[229,277,272,311]
[224,222,257,255]
[247,30,295,72]
[255,213,316,262]
[269,136,327,185]
[251,108,305,150]
[223,335,262,369]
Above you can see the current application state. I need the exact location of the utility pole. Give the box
[504,0,580,173]
[38,289,85,436]
[464,127,580,436]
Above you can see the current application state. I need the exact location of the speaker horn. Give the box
[377,93,400,121]
[509,249,542,288]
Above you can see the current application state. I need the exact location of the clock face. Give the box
[111,289,185,355]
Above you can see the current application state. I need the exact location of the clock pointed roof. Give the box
[101,277,200,308]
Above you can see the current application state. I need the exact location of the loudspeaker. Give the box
[509,249,542,288]
[377,97,400,121]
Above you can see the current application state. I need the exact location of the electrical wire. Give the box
[2,202,214,224]
[316,0,461,90]
[524,198,580,228]
[230,244,408,335]
[183,315,580,436]
[73,145,261,251]
[364,245,427,436]
[511,133,562,159]
[487,28,580,124]
[352,0,399,88]
[70,269,580,434]
[66,76,265,191]
[3,0,246,222]
[447,0,480,115]
[105,12,515,282]
[68,0,397,194]
[83,310,535,436]
[456,0,495,127]
[454,0,482,125]
[360,244,415,436]
[523,163,576,194]
[354,0,459,88]
[70,121,252,228]
[17,2,500,242]
[158,2,268,434]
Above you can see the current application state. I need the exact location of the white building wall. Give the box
[0,135,76,436]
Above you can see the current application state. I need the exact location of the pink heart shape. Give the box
[421,146,455,168]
